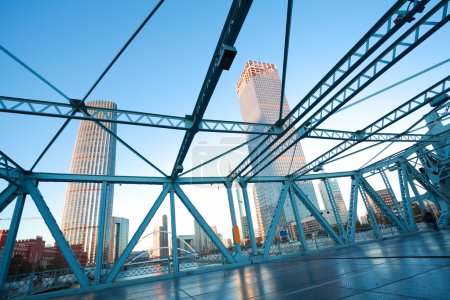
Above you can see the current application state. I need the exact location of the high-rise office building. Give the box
[194,220,209,253]
[367,189,396,224]
[193,221,223,253]
[61,100,117,264]
[112,217,129,262]
[235,186,250,240]
[237,60,320,239]
[152,215,169,258]
[318,179,348,224]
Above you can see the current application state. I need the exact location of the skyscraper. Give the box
[367,189,396,224]
[152,215,169,258]
[112,217,129,262]
[236,60,320,239]
[61,100,117,264]
[318,179,348,224]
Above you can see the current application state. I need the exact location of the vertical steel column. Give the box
[0,192,24,294]
[239,181,257,256]
[379,169,403,218]
[94,181,108,284]
[346,175,360,243]
[323,178,344,236]
[398,165,417,231]
[225,182,242,255]
[169,187,179,272]
[261,182,290,257]
[106,184,170,283]
[358,186,381,238]
[288,186,308,251]
[173,184,235,264]
[24,181,90,287]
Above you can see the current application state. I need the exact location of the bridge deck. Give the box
[44,230,450,300]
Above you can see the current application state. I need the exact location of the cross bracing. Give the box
[0,0,449,298]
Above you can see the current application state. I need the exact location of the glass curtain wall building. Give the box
[112,217,129,262]
[318,179,348,224]
[60,100,117,264]
[236,61,320,239]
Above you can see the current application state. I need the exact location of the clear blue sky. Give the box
[1,0,449,247]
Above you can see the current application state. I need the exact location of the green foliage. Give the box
[46,253,68,270]
[8,254,33,275]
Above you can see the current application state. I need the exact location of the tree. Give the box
[8,254,25,275]
[46,253,68,270]
[8,254,33,275]
[33,261,45,273]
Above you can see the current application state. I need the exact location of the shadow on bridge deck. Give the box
[38,230,450,299]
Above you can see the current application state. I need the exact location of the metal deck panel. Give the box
[39,230,450,300]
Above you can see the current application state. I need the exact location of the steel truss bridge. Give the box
[1,0,450,298]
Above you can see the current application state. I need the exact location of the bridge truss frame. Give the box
[0,0,450,296]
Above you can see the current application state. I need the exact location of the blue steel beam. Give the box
[4,96,438,142]
[225,182,242,255]
[405,161,450,203]
[307,128,436,142]
[379,168,403,218]
[0,151,24,172]
[106,184,171,283]
[346,175,360,243]
[278,0,293,121]
[0,184,19,213]
[358,186,381,238]
[171,0,253,179]
[404,168,427,212]
[360,177,409,232]
[0,95,437,141]
[94,182,108,284]
[173,184,235,263]
[239,1,450,180]
[0,168,357,185]
[398,164,417,230]
[291,181,344,245]
[328,103,450,169]
[169,188,179,272]
[24,181,90,287]
[325,105,445,166]
[323,178,345,236]
[230,0,426,179]
[288,185,308,251]
[0,96,277,135]
[0,192,25,294]
[238,181,258,255]
[260,182,290,257]
[359,138,446,175]
[290,76,450,179]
